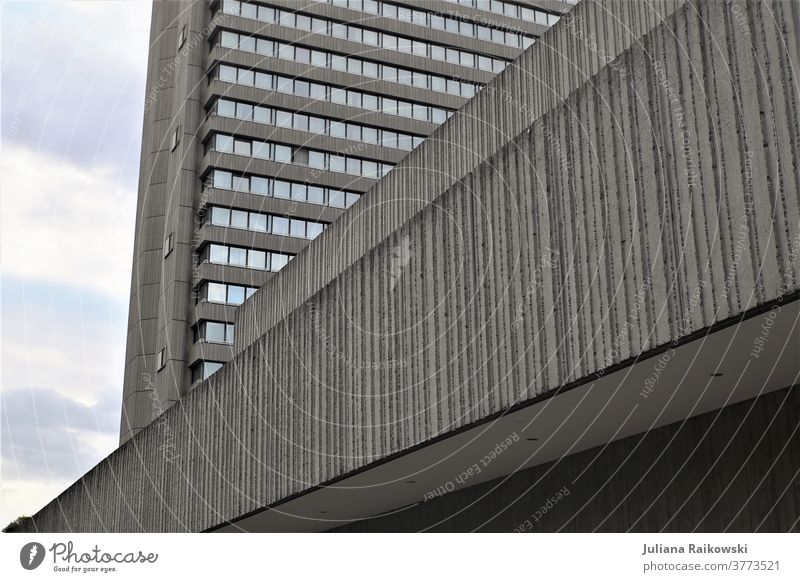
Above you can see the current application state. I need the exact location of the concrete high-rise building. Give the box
[120,0,576,443]
[15,0,799,534]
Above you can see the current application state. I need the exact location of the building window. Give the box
[191,360,224,384]
[178,25,187,50]
[208,132,393,178]
[195,320,235,345]
[214,30,482,97]
[214,64,453,124]
[170,126,180,151]
[164,233,174,257]
[203,242,294,272]
[206,168,360,208]
[156,347,166,371]
[196,281,258,305]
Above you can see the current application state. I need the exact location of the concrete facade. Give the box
[15,0,800,532]
[120,0,573,444]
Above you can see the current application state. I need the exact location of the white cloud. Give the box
[0,0,150,530]
[0,145,137,300]
[1,299,127,405]
[0,385,120,528]
[1,1,151,183]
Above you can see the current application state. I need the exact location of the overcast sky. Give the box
[1,0,152,528]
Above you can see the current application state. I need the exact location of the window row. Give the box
[191,360,224,383]
[206,133,394,179]
[443,0,562,26]
[194,320,236,345]
[214,98,424,151]
[201,242,293,272]
[196,281,258,306]
[321,0,537,48]
[217,31,482,98]
[210,168,361,209]
[209,206,327,240]
[222,1,511,72]
[214,64,453,124]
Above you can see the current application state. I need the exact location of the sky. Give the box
[0,0,152,528]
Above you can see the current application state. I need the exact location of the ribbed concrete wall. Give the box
[234,0,690,348]
[18,0,800,532]
[121,0,210,442]
[121,0,575,442]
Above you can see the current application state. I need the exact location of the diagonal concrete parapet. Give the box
[233,0,691,349]
[16,0,800,532]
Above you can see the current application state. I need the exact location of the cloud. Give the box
[0,146,137,300]
[1,275,129,404]
[0,386,119,526]
[1,1,151,182]
[1,387,119,482]
[0,0,151,528]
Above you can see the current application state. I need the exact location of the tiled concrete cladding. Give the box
[20,0,800,532]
